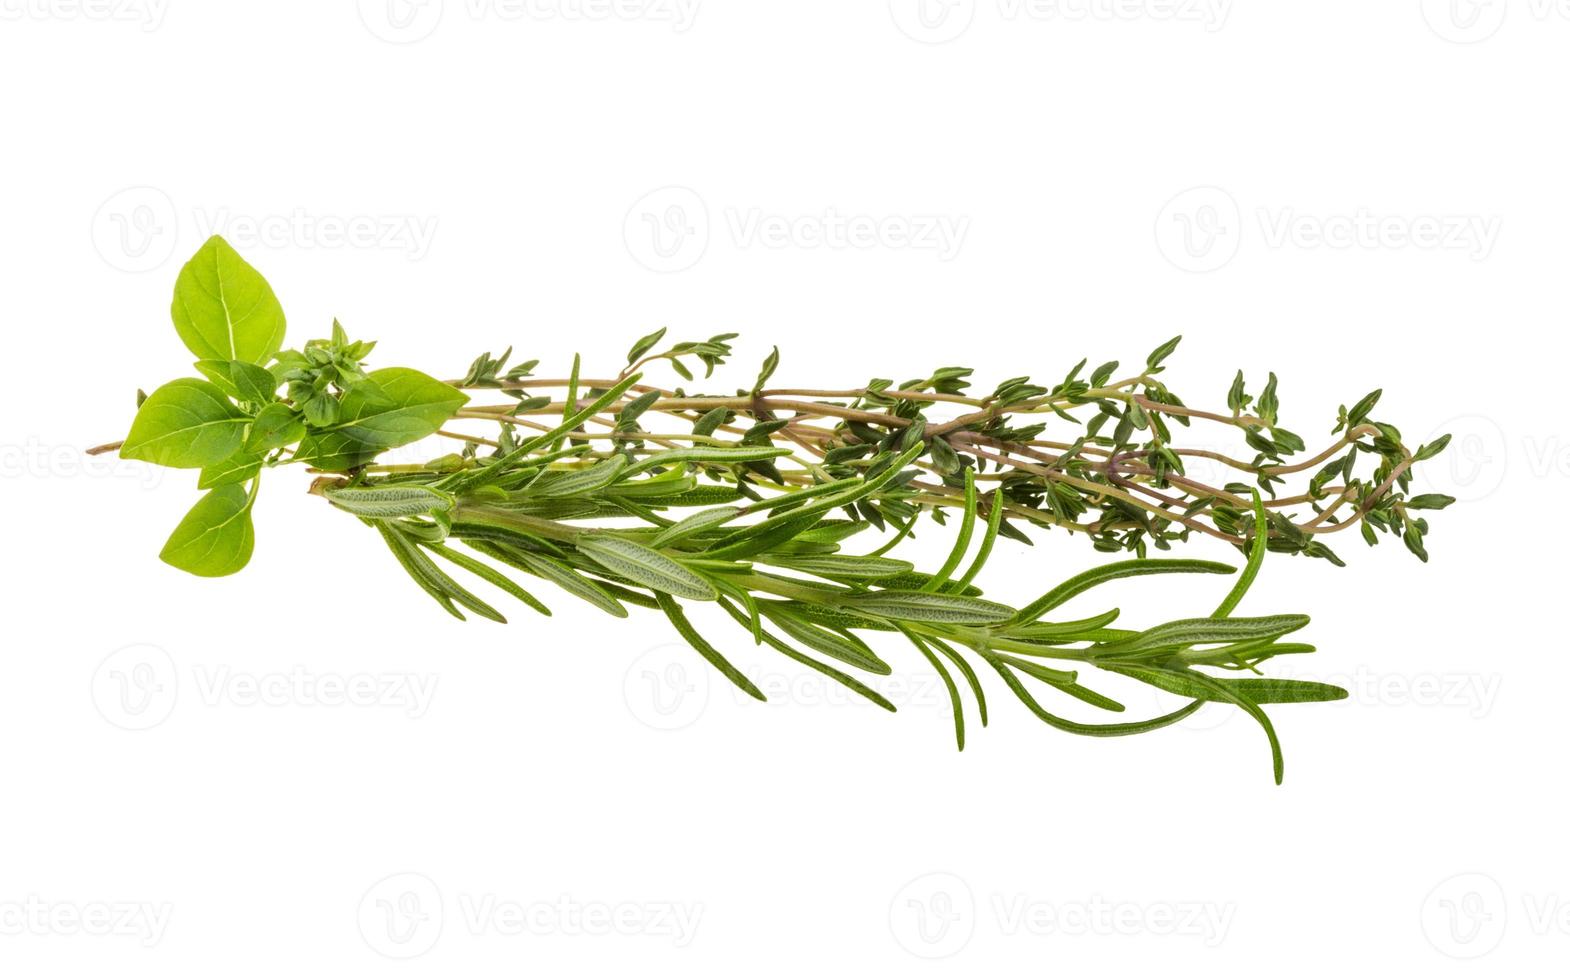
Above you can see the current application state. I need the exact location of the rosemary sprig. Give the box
[98,236,1457,783]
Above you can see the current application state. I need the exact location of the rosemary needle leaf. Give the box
[1154,668,1286,785]
[379,525,506,624]
[745,477,861,513]
[1005,608,1122,642]
[900,626,965,751]
[925,637,988,727]
[844,590,1016,626]
[621,445,792,478]
[511,551,629,618]
[576,535,718,601]
[702,443,924,556]
[649,507,743,548]
[995,654,1127,712]
[533,455,629,497]
[553,353,581,454]
[984,658,1203,738]
[700,510,826,561]
[656,593,766,701]
[761,606,892,675]
[1213,489,1268,618]
[950,487,1004,594]
[377,525,466,620]
[921,468,977,593]
[444,373,643,492]
[715,598,895,712]
[1118,668,1348,705]
[1100,614,1311,655]
[712,578,764,644]
[326,485,454,518]
[1015,558,1237,624]
[875,571,983,595]
[762,554,914,582]
[424,542,551,617]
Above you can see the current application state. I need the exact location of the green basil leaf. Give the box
[160,484,256,577]
[170,235,287,364]
[327,368,468,448]
[194,359,278,404]
[198,451,263,489]
[245,402,306,453]
[291,431,381,472]
[121,378,248,469]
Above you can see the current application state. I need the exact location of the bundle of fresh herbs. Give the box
[96,237,1453,782]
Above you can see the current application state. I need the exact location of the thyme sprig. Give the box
[99,236,1455,783]
[442,322,1452,564]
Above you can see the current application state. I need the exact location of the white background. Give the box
[0,1,1555,975]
